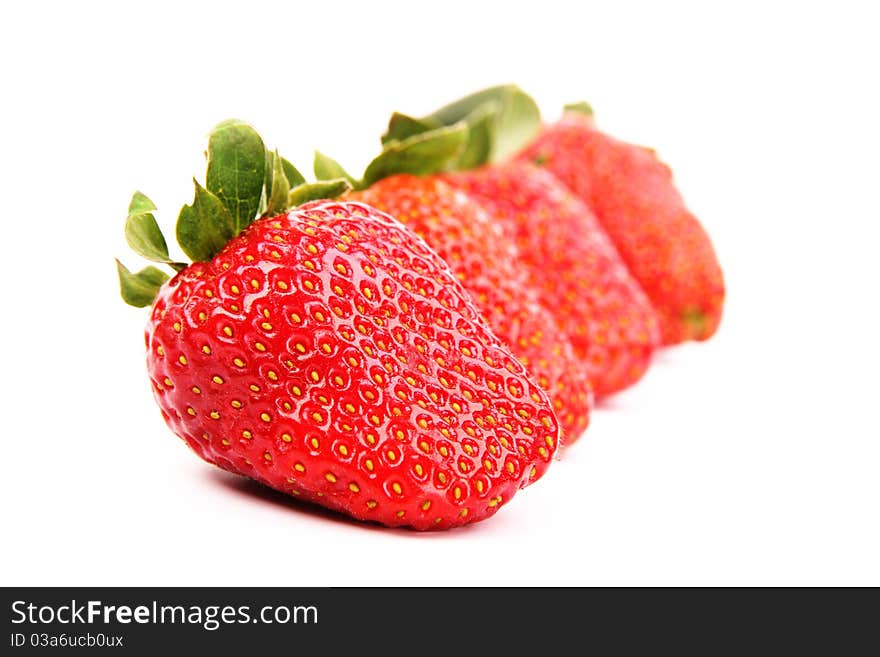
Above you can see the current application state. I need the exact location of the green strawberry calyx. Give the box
[311,123,470,192]
[352,86,596,183]
[563,101,595,117]
[116,121,351,308]
[313,85,543,190]
[382,84,542,166]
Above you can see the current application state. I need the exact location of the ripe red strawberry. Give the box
[519,109,725,344]
[443,162,660,396]
[117,121,560,530]
[349,174,593,442]
[377,89,660,396]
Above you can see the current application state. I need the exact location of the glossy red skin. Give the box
[444,163,660,397]
[145,201,559,530]
[519,113,725,344]
[350,175,592,443]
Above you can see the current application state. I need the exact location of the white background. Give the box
[1,1,877,586]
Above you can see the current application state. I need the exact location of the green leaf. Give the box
[563,101,595,117]
[382,85,541,166]
[281,156,305,187]
[432,86,541,163]
[125,211,170,262]
[123,192,188,270]
[314,151,357,187]
[287,179,352,207]
[361,123,468,188]
[263,151,305,215]
[488,87,541,161]
[116,260,169,307]
[427,85,517,126]
[453,101,497,170]
[128,190,157,215]
[176,179,235,262]
[265,150,291,217]
[382,113,439,145]
[206,119,266,233]
[124,190,169,263]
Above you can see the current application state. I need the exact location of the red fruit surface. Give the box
[519,113,725,344]
[444,162,660,396]
[350,175,592,442]
[144,201,560,530]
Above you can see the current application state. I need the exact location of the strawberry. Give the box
[377,89,660,396]
[382,87,724,344]
[442,162,660,396]
[348,174,593,441]
[518,106,725,344]
[117,121,560,530]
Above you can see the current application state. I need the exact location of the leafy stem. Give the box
[117,121,348,308]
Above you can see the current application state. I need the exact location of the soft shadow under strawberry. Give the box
[204,469,500,539]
